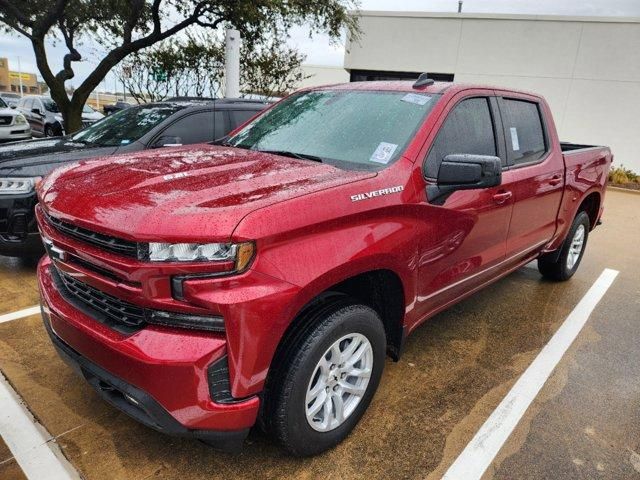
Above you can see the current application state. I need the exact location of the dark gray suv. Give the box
[0,98,270,257]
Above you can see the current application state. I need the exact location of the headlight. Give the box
[0,177,41,194]
[14,114,27,125]
[144,241,255,269]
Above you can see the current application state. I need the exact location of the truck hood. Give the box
[40,145,375,242]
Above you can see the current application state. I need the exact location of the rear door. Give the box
[416,91,515,314]
[496,94,564,258]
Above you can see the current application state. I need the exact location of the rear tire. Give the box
[538,211,590,281]
[266,300,386,456]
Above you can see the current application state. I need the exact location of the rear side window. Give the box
[425,97,496,179]
[229,110,258,129]
[501,99,546,165]
[160,111,226,144]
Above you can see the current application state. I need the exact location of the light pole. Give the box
[225,29,241,98]
[17,56,24,97]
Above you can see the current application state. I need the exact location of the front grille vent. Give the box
[56,268,146,329]
[45,213,140,258]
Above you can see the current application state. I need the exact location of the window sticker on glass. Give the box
[370,142,398,164]
[121,139,131,145]
[401,93,431,106]
[510,127,520,151]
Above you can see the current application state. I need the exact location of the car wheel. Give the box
[44,125,55,137]
[538,210,590,281]
[267,299,386,456]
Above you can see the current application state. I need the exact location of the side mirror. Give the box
[427,154,502,205]
[10,105,16,109]
[152,136,182,148]
[31,108,43,116]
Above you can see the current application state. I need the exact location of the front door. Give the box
[415,94,515,318]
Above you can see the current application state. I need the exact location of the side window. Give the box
[425,97,496,179]
[501,99,546,165]
[160,111,226,145]
[229,110,257,129]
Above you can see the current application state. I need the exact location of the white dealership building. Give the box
[342,11,640,173]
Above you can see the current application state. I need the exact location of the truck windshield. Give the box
[227,90,441,170]
[72,104,184,147]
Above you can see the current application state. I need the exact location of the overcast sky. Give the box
[1,0,639,92]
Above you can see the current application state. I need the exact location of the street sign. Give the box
[153,69,168,81]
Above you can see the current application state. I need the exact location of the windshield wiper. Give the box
[257,149,323,163]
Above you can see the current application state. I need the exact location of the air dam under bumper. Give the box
[37,257,259,451]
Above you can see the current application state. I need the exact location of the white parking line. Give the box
[442,268,619,480]
[0,306,41,324]
[0,372,80,479]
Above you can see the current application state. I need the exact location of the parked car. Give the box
[0,98,269,257]
[81,103,105,123]
[0,96,31,143]
[17,96,104,137]
[0,92,22,109]
[35,80,611,455]
[103,101,131,116]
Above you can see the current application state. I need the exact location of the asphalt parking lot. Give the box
[0,188,639,480]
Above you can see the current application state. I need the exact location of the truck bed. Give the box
[560,142,602,153]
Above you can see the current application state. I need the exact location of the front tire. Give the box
[538,211,590,281]
[44,124,55,137]
[268,301,386,456]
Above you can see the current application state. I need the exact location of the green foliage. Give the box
[609,165,640,184]
[117,30,308,102]
[0,0,359,132]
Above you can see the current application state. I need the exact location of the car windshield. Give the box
[0,97,6,108]
[71,104,184,147]
[82,104,94,113]
[42,98,60,113]
[227,89,441,170]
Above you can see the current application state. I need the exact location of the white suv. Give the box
[0,96,31,142]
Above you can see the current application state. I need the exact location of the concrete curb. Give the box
[607,186,640,195]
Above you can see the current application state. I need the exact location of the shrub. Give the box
[609,165,639,184]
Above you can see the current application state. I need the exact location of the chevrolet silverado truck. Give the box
[36,78,611,456]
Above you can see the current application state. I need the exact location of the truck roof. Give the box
[311,80,542,99]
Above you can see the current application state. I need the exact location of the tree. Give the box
[0,0,359,133]
[116,32,307,102]
[242,39,308,98]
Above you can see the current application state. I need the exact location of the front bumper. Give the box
[0,192,42,257]
[38,256,260,446]
[0,125,31,141]
[41,306,249,451]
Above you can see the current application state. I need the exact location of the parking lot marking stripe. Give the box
[442,268,619,480]
[0,371,80,480]
[0,306,41,324]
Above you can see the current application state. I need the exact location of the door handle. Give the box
[492,191,513,204]
[549,174,562,186]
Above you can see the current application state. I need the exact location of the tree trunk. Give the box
[64,103,85,134]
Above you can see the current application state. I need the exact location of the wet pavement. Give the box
[0,189,638,479]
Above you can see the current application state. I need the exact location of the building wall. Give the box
[0,57,41,94]
[345,12,640,173]
[298,65,350,89]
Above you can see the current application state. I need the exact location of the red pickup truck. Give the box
[36,79,611,456]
